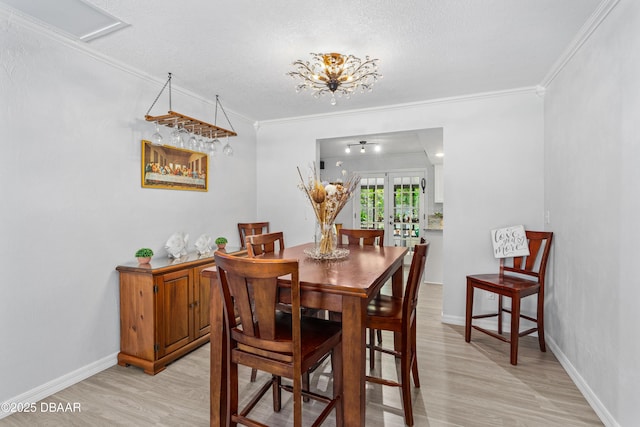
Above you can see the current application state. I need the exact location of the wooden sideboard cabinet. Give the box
[116,249,243,375]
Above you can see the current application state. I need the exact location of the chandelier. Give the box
[288,52,381,105]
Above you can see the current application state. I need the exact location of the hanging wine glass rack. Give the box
[144,73,237,139]
[144,111,236,138]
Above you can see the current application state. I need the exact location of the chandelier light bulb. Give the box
[345,146,351,153]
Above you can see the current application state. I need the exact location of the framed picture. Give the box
[141,140,208,191]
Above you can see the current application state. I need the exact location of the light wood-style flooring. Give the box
[2,283,602,426]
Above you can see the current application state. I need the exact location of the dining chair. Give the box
[213,251,343,427]
[465,230,553,365]
[246,231,325,395]
[237,222,270,249]
[338,228,384,246]
[246,231,285,257]
[366,242,429,427]
[244,231,285,382]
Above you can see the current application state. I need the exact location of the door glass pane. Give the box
[359,177,385,230]
[392,175,422,251]
[354,171,425,253]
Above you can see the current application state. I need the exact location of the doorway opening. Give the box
[318,128,443,283]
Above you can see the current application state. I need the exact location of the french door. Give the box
[355,170,425,259]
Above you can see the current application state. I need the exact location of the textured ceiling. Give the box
[2,0,602,122]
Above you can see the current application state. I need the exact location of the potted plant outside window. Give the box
[135,248,154,264]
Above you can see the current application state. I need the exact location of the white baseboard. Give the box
[441,313,465,326]
[0,352,118,420]
[440,315,616,426]
[545,336,618,427]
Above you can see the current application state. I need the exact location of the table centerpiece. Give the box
[297,162,360,259]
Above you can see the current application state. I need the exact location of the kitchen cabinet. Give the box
[434,164,444,203]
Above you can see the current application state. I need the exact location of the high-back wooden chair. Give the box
[214,252,343,427]
[244,230,285,382]
[237,222,270,249]
[245,230,324,392]
[246,231,285,257]
[465,230,553,365]
[366,242,429,427]
[338,228,384,246]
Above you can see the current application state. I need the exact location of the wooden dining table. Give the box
[204,242,408,427]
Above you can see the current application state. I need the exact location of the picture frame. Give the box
[141,140,208,191]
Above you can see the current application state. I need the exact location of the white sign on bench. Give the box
[491,225,530,258]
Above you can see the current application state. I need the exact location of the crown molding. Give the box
[257,86,540,127]
[541,0,620,88]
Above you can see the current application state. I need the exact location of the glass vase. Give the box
[316,222,337,255]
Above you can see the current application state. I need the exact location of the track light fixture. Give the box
[344,140,380,154]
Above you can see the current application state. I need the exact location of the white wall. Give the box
[0,13,256,405]
[256,90,545,325]
[543,0,640,425]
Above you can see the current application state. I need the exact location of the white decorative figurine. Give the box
[194,234,213,255]
[165,232,189,259]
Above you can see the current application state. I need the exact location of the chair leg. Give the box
[293,373,302,427]
[537,293,547,352]
[369,328,375,370]
[498,295,503,334]
[332,341,344,426]
[465,281,474,342]
[273,375,281,412]
[377,329,383,344]
[302,371,310,402]
[250,368,257,382]
[400,341,414,426]
[230,360,239,421]
[410,320,420,388]
[510,295,521,365]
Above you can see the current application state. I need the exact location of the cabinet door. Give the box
[193,263,214,338]
[118,272,156,361]
[434,164,444,203]
[156,269,194,357]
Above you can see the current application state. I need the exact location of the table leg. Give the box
[210,275,229,426]
[341,295,366,427]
